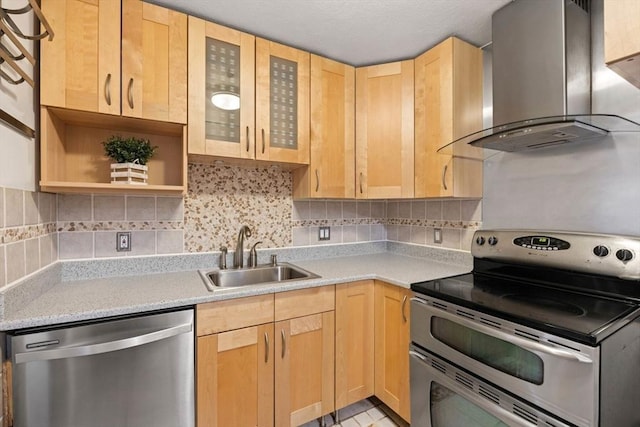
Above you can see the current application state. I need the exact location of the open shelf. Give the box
[40,107,187,195]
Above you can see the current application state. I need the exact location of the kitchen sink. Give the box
[199,263,320,291]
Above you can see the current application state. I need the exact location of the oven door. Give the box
[409,345,573,427]
[411,296,599,427]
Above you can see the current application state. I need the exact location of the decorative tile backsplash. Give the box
[0,187,58,287]
[385,200,482,250]
[55,194,184,259]
[185,163,293,251]
[1,165,482,286]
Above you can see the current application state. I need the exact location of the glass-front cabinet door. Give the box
[256,38,310,164]
[188,17,255,159]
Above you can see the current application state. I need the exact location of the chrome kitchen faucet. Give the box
[234,225,252,268]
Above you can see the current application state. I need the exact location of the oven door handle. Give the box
[420,298,593,364]
[409,350,538,427]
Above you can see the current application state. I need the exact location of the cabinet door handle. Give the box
[281,329,286,358]
[402,295,408,323]
[261,129,266,154]
[246,126,250,152]
[359,172,363,194]
[104,73,112,106]
[127,78,134,109]
[442,165,448,191]
[264,332,269,363]
[315,169,319,193]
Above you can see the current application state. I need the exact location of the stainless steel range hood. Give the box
[443,0,640,153]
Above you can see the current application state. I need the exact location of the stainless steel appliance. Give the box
[447,0,640,152]
[410,230,640,427]
[9,308,195,427]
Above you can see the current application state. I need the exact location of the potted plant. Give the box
[103,136,157,185]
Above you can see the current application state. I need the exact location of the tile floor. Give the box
[300,397,408,427]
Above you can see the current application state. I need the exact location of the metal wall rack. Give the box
[0,0,54,137]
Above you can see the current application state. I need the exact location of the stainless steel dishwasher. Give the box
[9,308,194,427]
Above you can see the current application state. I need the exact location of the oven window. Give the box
[430,382,508,427]
[431,317,544,385]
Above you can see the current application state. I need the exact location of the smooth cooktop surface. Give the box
[411,271,640,344]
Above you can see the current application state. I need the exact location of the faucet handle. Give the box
[219,246,227,270]
[270,254,278,267]
[248,241,262,268]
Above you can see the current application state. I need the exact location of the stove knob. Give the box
[488,236,498,246]
[593,245,609,257]
[476,236,486,246]
[616,249,634,262]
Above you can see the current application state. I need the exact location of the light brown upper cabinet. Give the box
[604,0,640,89]
[39,0,187,195]
[188,31,310,165]
[293,55,355,198]
[41,0,187,124]
[41,0,121,115]
[415,37,483,198]
[356,61,415,199]
[255,38,310,165]
[187,17,256,159]
[121,0,187,123]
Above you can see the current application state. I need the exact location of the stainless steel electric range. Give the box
[410,230,640,427]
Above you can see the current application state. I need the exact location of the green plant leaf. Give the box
[102,135,158,165]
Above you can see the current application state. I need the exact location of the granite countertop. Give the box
[0,245,472,331]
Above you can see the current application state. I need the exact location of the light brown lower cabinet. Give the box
[275,312,335,426]
[196,282,412,426]
[196,294,275,427]
[197,324,274,427]
[335,280,375,409]
[197,287,335,427]
[274,286,336,427]
[374,281,411,423]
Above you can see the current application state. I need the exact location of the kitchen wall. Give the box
[0,187,58,288]
[482,0,640,235]
[53,162,480,261]
[386,199,481,250]
[0,0,37,192]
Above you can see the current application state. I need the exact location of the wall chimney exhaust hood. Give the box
[441,0,640,154]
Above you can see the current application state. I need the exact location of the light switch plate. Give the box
[319,226,331,241]
[434,228,442,244]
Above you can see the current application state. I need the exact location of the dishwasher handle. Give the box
[14,322,192,364]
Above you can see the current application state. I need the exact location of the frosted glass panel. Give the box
[205,37,240,143]
[270,56,298,149]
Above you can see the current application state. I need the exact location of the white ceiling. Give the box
[148,0,511,66]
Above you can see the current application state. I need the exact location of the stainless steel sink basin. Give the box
[199,263,319,291]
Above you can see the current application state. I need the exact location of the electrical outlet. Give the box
[319,226,331,241]
[116,232,131,251]
[434,228,442,244]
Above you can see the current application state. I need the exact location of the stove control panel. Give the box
[472,229,640,280]
[513,236,570,251]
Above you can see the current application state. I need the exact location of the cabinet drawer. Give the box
[275,286,335,321]
[197,294,274,336]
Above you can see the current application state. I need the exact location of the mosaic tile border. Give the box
[1,223,57,244]
[292,218,386,227]
[386,218,481,229]
[56,221,184,232]
[294,218,481,229]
